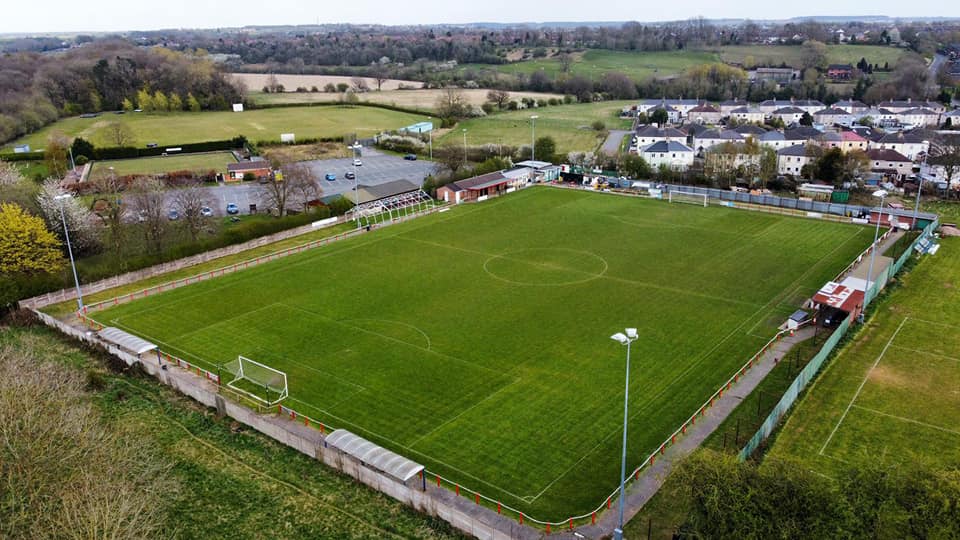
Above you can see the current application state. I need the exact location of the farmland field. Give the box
[716,44,908,69]
[6,106,429,151]
[459,49,719,81]
[85,187,872,520]
[88,151,237,181]
[437,100,635,154]
[765,237,960,476]
[248,88,566,111]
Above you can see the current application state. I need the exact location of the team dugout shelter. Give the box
[344,179,433,223]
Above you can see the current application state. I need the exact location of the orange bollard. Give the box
[497,502,502,514]
[592,512,596,525]
[569,518,573,531]
[546,524,550,535]
[475,493,479,504]
[455,484,460,496]
[436,475,440,487]
[519,513,524,525]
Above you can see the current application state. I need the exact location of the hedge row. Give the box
[0,151,46,162]
[86,136,249,160]
[250,100,432,118]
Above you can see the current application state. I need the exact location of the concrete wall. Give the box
[32,310,540,540]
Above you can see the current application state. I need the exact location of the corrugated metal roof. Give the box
[98,327,157,355]
[325,430,423,482]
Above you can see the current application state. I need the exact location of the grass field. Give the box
[437,101,634,154]
[6,106,429,151]
[88,151,237,181]
[86,187,872,519]
[716,44,908,69]
[460,49,719,81]
[765,238,960,475]
[248,88,566,111]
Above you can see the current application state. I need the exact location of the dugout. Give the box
[811,279,865,325]
[97,327,160,366]
[324,429,426,490]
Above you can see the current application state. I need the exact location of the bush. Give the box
[591,120,606,131]
[74,155,89,166]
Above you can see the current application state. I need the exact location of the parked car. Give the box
[167,209,179,220]
[226,203,239,215]
[345,171,356,180]
[200,206,213,217]
[403,154,417,161]
[325,173,337,181]
[353,158,362,166]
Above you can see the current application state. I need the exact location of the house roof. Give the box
[777,144,812,157]
[696,129,744,141]
[840,131,866,142]
[899,107,938,115]
[635,125,686,138]
[784,126,822,140]
[866,148,911,162]
[733,125,767,136]
[876,131,928,144]
[761,99,824,107]
[227,161,271,172]
[515,160,554,169]
[815,107,851,116]
[759,131,785,141]
[730,106,763,114]
[448,171,508,192]
[819,131,843,142]
[835,99,869,108]
[351,179,420,204]
[642,140,694,153]
[773,106,805,114]
[689,104,720,113]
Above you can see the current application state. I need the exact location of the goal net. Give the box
[222,355,288,407]
[668,190,709,207]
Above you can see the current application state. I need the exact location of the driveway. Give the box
[600,130,632,155]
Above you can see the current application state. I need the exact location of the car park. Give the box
[226,203,239,215]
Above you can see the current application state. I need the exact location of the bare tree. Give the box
[486,89,511,110]
[174,184,207,241]
[130,176,167,255]
[105,120,135,147]
[258,165,293,217]
[436,87,469,119]
[36,178,101,255]
[351,77,370,93]
[370,65,390,91]
[558,53,574,74]
[91,171,128,262]
[284,162,321,213]
[436,146,466,174]
[44,132,71,178]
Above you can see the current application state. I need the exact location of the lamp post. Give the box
[350,142,362,229]
[530,115,538,161]
[54,194,84,311]
[462,128,467,164]
[427,117,433,161]
[862,189,887,321]
[610,327,638,540]
[913,142,929,229]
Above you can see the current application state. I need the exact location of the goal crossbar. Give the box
[668,190,709,207]
[223,355,288,407]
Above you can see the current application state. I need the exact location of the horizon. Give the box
[2,0,958,36]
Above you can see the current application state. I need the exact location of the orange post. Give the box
[455,484,460,496]
[436,475,441,487]
[497,502,502,514]
[592,512,596,525]
[519,513,524,525]
[569,518,573,530]
[475,493,479,504]
[546,524,550,535]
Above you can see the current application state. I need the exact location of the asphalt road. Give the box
[929,53,947,82]
[155,148,437,218]
[600,130,632,155]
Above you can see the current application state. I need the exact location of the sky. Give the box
[2,0,958,35]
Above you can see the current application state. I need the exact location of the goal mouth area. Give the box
[222,356,289,407]
[668,190,709,207]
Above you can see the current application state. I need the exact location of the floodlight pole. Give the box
[54,194,84,311]
[530,115,538,161]
[427,117,433,160]
[352,142,361,230]
[611,329,638,540]
[462,129,468,164]
[913,143,928,230]
[862,191,886,321]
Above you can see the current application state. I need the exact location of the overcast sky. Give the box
[2,0,957,34]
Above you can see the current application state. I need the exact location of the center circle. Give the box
[483,248,608,286]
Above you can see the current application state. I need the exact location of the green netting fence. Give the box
[740,218,938,460]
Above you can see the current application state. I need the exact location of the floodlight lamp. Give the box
[626,328,638,339]
[611,332,628,345]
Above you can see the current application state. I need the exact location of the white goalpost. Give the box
[668,190,709,207]
[222,355,288,407]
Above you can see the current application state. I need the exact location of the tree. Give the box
[929,143,960,187]
[843,149,870,182]
[169,93,183,112]
[759,146,778,183]
[800,39,828,70]
[186,93,201,112]
[815,147,845,183]
[599,71,638,100]
[152,90,169,112]
[351,77,370,92]
[650,108,669,126]
[91,172,127,263]
[283,162,321,213]
[436,87,470,120]
[36,179,100,256]
[130,177,167,255]
[799,111,814,126]
[558,53,574,73]
[259,164,292,217]
[0,203,64,275]
[44,132,70,178]
[486,89,511,110]
[533,137,557,163]
[71,137,95,161]
[620,154,652,179]
[105,120,135,147]
[121,97,134,112]
[324,83,337,93]
[370,65,390,91]
[436,145,466,174]
[173,185,207,241]
[136,88,153,111]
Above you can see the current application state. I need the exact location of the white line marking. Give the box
[852,405,960,436]
[819,317,910,455]
[890,345,960,364]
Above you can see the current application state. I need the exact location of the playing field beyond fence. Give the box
[85,187,872,520]
[765,238,960,475]
[89,151,237,181]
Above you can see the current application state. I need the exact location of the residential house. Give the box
[733,124,768,138]
[639,141,695,171]
[839,131,869,153]
[857,107,899,129]
[777,144,817,176]
[771,106,806,124]
[720,99,748,117]
[632,125,687,151]
[833,100,870,114]
[897,107,940,128]
[637,98,703,119]
[751,68,796,84]
[687,104,723,124]
[646,102,681,124]
[871,131,930,160]
[784,125,823,143]
[818,131,844,150]
[866,148,913,181]
[729,106,765,124]
[692,129,744,154]
[814,107,855,126]
[758,99,825,115]
[226,160,271,182]
[877,99,946,115]
[758,130,789,150]
[944,109,960,126]
[827,64,854,80]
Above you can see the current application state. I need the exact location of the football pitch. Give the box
[90,187,872,519]
[767,238,960,475]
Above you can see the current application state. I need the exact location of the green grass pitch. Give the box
[766,237,960,476]
[90,187,872,519]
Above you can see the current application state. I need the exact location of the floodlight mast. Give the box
[610,327,638,540]
[54,194,84,311]
[862,189,887,322]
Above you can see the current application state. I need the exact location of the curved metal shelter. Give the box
[325,429,424,483]
[98,327,158,355]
